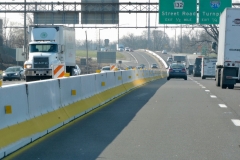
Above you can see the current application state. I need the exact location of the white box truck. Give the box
[215,8,240,89]
[24,25,77,82]
[201,57,217,79]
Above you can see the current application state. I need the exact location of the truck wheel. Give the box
[228,84,234,89]
[215,69,220,87]
[167,77,170,80]
[202,76,206,79]
[220,69,227,89]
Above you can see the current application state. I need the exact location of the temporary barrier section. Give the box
[80,74,96,99]
[95,73,108,94]
[109,71,126,97]
[27,79,61,119]
[0,84,28,130]
[59,76,82,107]
[95,73,112,104]
[0,65,165,159]
[105,72,116,89]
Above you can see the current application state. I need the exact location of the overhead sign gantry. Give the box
[159,0,232,24]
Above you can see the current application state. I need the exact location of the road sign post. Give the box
[199,0,232,24]
[159,0,197,24]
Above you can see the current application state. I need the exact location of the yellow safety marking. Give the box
[64,73,70,77]
[101,82,106,86]
[96,70,101,73]
[5,105,12,114]
[0,80,2,87]
[71,90,76,96]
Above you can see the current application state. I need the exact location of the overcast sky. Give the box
[1,0,239,44]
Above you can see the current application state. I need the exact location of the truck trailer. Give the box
[24,25,76,82]
[201,57,217,79]
[215,8,240,89]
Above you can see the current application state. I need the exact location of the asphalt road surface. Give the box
[5,74,240,160]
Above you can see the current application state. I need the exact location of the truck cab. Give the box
[24,25,76,82]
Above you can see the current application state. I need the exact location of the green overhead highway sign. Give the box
[199,0,232,24]
[159,0,197,24]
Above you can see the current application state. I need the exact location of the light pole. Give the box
[24,0,27,60]
[171,28,176,53]
[98,29,105,51]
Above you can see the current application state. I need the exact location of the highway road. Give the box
[4,51,240,160]
[5,75,240,160]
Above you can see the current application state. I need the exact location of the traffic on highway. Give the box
[2,4,240,160]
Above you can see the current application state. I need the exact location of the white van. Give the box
[201,57,217,79]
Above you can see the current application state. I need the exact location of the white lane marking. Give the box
[202,87,206,88]
[219,104,227,108]
[231,119,240,126]
[205,90,210,92]
[210,95,217,98]
[139,54,151,68]
[128,52,138,64]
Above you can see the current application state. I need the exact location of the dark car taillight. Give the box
[169,69,173,72]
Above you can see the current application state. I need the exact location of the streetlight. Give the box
[24,0,27,60]
[98,28,105,51]
[171,28,176,53]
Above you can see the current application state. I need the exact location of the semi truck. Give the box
[172,54,186,62]
[24,25,76,82]
[201,57,217,79]
[215,8,240,89]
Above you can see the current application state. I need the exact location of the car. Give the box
[73,65,81,76]
[167,63,187,80]
[139,64,145,69]
[162,50,167,54]
[136,66,143,69]
[100,66,112,73]
[2,66,24,81]
[129,48,134,52]
[126,66,134,70]
[125,47,130,51]
[167,57,173,62]
[151,64,158,69]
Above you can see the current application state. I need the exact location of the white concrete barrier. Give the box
[80,74,96,99]
[27,79,61,118]
[0,68,163,159]
[0,84,28,130]
[59,76,82,107]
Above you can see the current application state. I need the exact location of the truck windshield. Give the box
[30,44,58,53]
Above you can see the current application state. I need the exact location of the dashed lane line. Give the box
[231,119,240,126]
[219,104,227,108]
[210,95,217,98]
